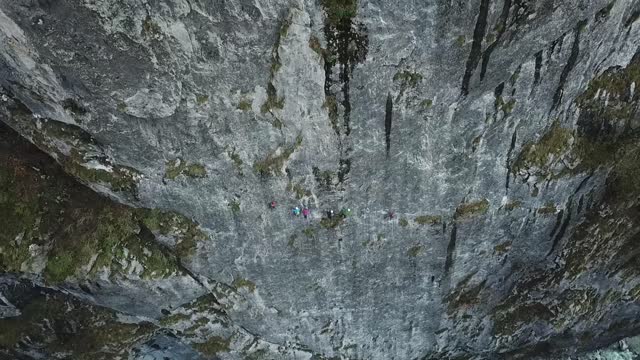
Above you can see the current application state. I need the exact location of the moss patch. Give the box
[320,216,344,229]
[194,336,231,357]
[158,312,191,326]
[420,99,433,109]
[140,208,208,259]
[455,199,489,220]
[496,96,516,114]
[0,284,155,355]
[309,35,325,57]
[142,16,162,37]
[196,94,209,105]
[232,278,256,292]
[415,215,442,226]
[165,158,207,180]
[321,0,358,26]
[237,99,252,111]
[504,201,522,211]
[407,245,423,257]
[577,53,640,121]
[287,181,312,199]
[399,218,409,227]
[302,227,315,238]
[323,95,340,134]
[260,84,285,114]
[228,199,241,214]
[0,123,203,281]
[537,202,557,216]
[43,206,183,283]
[513,122,573,177]
[393,70,423,88]
[253,135,303,177]
[494,241,512,254]
[445,274,486,314]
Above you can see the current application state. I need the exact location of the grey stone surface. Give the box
[0,0,640,358]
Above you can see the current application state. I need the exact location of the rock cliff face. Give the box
[0,0,639,359]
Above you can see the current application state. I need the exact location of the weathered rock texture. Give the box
[0,0,639,358]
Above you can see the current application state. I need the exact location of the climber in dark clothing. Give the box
[386,210,395,220]
[327,209,334,219]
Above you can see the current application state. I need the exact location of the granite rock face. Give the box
[0,0,640,359]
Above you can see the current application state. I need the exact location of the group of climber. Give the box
[269,201,352,221]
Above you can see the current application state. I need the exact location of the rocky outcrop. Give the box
[1,0,639,359]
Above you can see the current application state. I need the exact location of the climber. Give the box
[340,208,352,218]
[302,207,310,219]
[269,201,277,210]
[327,209,334,219]
[292,206,301,216]
[386,210,395,220]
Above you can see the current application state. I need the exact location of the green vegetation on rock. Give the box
[415,215,442,225]
[261,83,285,114]
[320,216,344,229]
[455,199,490,220]
[158,312,191,326]
[142,16,162,37]
[232,278,256,292]
[321,0,358,26]
[309,35,325,57]
[165,158,207,180]
[494,241,512,254]
[512,122,573,177]
[323,95,340,133]
[496,96,516,114]
[393,71,423,88]
[194,336,231,357]
[407,245,423,257]
[399,218,409,227]
[420,99,433,109]
[303,227,315,238]
[537,203,557,215]
[228,199,241,214]
[0,287,155,355]
[237,99,252,111]
[196,94,209,105]
[140,208,208,259]
[504,201,522,211]
[445,274,486,314]
[254,135,302,177]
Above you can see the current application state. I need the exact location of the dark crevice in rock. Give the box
[551,20,587,112]
[505,128,518,191]
[385,93,393,157]
[138,222,208,290]
[494,82,505,113]
[444,223,457,274]
[533,50,543,88]
[625,8,640,27]
[595,1,616,22]
[577,195,584,213]
[461,0,491,96]
[574,172,594,195]
[546,197,573,257]
[480,0,512,81]
[549,209,565,239]
[337,158,351,184]
[321,0,369,186]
